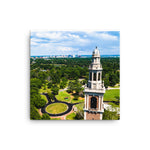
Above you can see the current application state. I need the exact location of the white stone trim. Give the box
[84,94,86,109]
[99,96,100,110]
[84,111,86,120]
[100,113,102,120]
[87,95,89,109]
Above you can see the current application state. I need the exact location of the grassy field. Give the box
[51,117,61,120]
[108,86,120,88]
[46,103,68,114]
[66,112,76,120]
[104,89,120,102]
[56,91,72,102]
[56,91,84,103]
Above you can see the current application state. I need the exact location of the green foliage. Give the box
[48,91,54,100]
[51,85,59,95]
[104,74,109,89]
[30,57,120,119]
[30,78,42,89]
[34,98,46,109]
[103,109,119,120]
[30,105,41,120]
[48,82,52,88]
[60,77,68,89]
[66,112,76,120]
[75,110,84,120]
[73,95,79,100]
[67,80,83,94]
[67,81,74,93]
[51,118,61,120]
[75,103,84,110]
[41,113,51,120]
[38,71,48,82]
[31,57,120,88]
[81,79,88,85]
[41,95,48,103]
[115,96,120,105]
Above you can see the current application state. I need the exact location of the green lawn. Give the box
[66,112,76,120]
[56,91,72,102]
[108,86,120,88]
[56,91,84,103]
[104,89,120,102]
[51,117,61,120]
[46,103,68,114]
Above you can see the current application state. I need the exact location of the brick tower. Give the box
[84,47,105,120]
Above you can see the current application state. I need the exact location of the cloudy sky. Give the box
[30,31,120,56]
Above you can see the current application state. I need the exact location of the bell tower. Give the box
[84,47,105,120]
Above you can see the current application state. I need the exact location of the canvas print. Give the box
[30,31,120,120]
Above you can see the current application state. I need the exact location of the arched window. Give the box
[91,97,97,109]
[94,73,96,81]
[90,72,92,81]
[98,73,100,80]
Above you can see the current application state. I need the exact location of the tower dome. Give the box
[92,46,100,56]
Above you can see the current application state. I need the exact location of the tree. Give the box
[60,81,66,89]
[81,79,87,85]
[34,98,46,109]
[74,80,82,94]
[104,74,110,89]
[67,81,74,93]
[48,82,52,88]
[38,71,48,82]
[30,105,41,120]
[30,78,42,89]
[75,110,84,120]
[73,95,79,100]
[103,109,119,120]
[48,91,54,100]
[41,113,51,120]
[115,96,120,105]
[51,85,59,95]
[109,73,117,87]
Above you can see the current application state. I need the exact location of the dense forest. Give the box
[30,57,120,87]
[30,57,120,120]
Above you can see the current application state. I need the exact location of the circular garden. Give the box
[45,103,68,114]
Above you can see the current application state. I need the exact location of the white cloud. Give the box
[68,33,80,39]
[31,41,38,45]
[98,33,118,40]
[84,31,118,41]
[30,31,120,56]
[35,32,63,40]
[31,38,46,43]
[34,32,81,41]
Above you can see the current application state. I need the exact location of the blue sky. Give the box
[30,31,120,56]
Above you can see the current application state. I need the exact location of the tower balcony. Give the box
[84,107,104,113]
[84,86,105,94]
[89,64,102,70]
